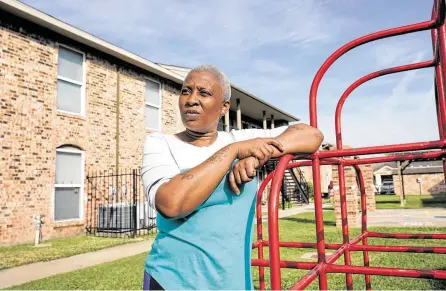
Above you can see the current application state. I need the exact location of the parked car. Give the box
[379,181,395,194]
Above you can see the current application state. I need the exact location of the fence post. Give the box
[132,169,137,238]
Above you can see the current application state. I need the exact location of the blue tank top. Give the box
[144,170,257,290]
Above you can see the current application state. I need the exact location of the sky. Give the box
[21,0,439,148]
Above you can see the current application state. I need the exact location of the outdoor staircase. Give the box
[266,159,310,208]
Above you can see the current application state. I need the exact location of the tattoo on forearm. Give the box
[206,146,230,164]
[180,171,194,180]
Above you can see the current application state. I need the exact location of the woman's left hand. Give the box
[228,157,260,195]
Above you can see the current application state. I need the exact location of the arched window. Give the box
[54,145,84,222]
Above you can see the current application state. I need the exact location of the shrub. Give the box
[307,182,314,200]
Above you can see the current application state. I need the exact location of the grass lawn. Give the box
[0,234,155,271]
[8,210,446,290]
[375,194,446,209]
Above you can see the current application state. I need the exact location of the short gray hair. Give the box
[185,64,231,102]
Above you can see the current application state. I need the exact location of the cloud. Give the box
[370,37,432,69]
[251,60,290,76]
[21,0,353,58]
[20,0,438,150]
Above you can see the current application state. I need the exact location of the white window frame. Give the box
[53,147,85,223]
[145,78,162,131]
[56,44,86,117]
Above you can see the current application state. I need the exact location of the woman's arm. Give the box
[272,123,324,157]
[154,138,283,219]
[228,124,324,193]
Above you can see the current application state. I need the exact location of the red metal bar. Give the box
[326,243,348,266]
[290,233,367,291]
[255,240,446,252]
[326,264,446,279]
[309,0,441,128]
[268,154,295,290]
[350,232,369,245]
[311,156,328,290]
[432,25,445,140]
[439,12,446,137]
[290,263,324,290]
[353,165,371,290]
[368,232,446,239]
[431,1,446,185]
[350,244,446,254]
[259,241,343,250]
[258,1,446,290]
[289,157,330,291]
[255,171,274,290]
[251,259,316,270]
[435,83,444,139]
[286,159,340,169]
[337,165,353,289]
[317,139,446,159]
[343,150,446,166]
[325,233,367,264]
[437,12,446,184]
[335,60,435,146]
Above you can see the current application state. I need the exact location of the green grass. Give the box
[251,211,446,290]
[375,194,446,209]
[0,234,155,271]
[6,253,148,290]
[8,211,446,290]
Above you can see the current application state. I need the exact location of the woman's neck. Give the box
[179,129,218,147]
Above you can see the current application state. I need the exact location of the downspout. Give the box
[116,66,120,176]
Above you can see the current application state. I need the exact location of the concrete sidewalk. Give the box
[0,239,153,289]
[362,207,446,227]
[0,204,321,289]
[261,203,332,220]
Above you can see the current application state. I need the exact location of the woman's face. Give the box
[179,72,229,133]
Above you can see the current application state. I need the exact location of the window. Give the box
[54,146,84,221]
[57,46,85,115]
[145,80,161,130]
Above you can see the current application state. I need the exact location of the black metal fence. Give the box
[86,169,158,238]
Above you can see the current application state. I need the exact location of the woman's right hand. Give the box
[234,138,284,166]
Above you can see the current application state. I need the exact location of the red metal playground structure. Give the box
[251,0,446,289]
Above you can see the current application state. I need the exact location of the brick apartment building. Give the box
[0,0,298,245]
[374,159,446,195]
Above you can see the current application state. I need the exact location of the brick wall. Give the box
[332,166,359,227]
[393,173,446,195]
[359,165,376,212]
[331,164,376,228]
[0,22,182,245]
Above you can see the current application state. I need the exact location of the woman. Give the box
[141,65,323,290]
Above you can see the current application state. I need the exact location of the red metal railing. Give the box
[251,0,446,289]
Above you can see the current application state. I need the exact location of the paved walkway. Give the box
[363,207,446,227]
[260,203,332,220]
[0,239,153,289]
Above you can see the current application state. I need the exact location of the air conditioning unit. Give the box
[97,202,157,233]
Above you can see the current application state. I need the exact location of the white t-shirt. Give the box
[141,127,288,210]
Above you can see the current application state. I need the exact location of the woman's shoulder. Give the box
[145,131,168,141]
[145,131,191,149]
[143,132,174,152]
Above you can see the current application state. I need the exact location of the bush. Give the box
[307,182,314,200]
